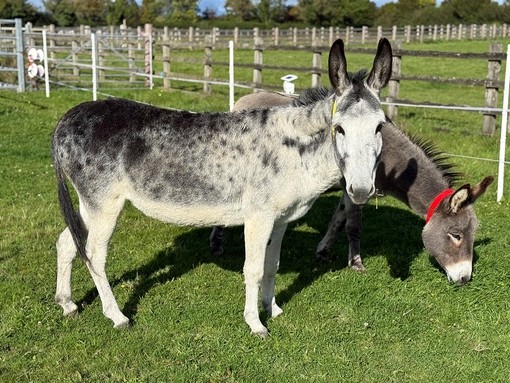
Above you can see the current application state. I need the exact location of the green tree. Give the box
[437,0,503,24]
[166,0,198,24]
[299,0,375,27]
[106,0,139,26]
[224,0,256,21]
[43,0,77,26]
[140,0,159,24]
[0,0,37,20]
[74,0,108,26]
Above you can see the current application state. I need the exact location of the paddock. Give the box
[0,84,508,380]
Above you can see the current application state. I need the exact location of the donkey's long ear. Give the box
[449,184,471,214]
[470,175,494,203]
[366,38,393,93]
[329,39,349,95]
[449,176,493,213]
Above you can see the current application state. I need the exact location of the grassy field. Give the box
[1,39,510,382]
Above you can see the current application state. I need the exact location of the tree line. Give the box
[2,0,510,28]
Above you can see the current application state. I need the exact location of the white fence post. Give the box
[42,29,50,98]
[496,44,510,202]
[229,40,234,111]
[91,33,97,101]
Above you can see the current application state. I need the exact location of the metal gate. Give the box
[0,18,25,92]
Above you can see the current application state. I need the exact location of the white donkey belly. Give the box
[130,196,245,227]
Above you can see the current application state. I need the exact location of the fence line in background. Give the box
[18,22,510,49]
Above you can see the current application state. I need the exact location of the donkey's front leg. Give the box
[316,193,349,261]
[261,224,287,318]
[243,216,274,338]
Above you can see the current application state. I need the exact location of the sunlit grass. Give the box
[1,37,509,381]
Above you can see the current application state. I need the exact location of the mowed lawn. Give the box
[1,38,510,381]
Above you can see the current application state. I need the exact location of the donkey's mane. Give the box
[290,85,462,187]
[291,86,332,107]
[406,134,462,187]
[290,70,370,107]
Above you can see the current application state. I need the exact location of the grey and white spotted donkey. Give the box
[211,88,493,285]
[52,38,393,337]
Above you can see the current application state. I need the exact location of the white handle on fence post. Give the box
[497,44,510,202]
[42,30,50,98]
[229,40,234,111]
[91,33,97,101]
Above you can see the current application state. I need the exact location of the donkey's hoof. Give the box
[349,256,366,272]
[252,327,269,339]
[113,319,130,329]
[62,302,79,317]
[112,315,130,329]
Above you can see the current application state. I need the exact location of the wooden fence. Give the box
[20,21,510,48]
[1,21,508,134]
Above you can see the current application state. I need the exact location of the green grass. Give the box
[1,39,510,382]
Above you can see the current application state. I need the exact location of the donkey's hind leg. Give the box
[83,197,129,328]
[55,227,80,317]
[261,224,287,319]
[344,195,365,272]
[209,226,225,256]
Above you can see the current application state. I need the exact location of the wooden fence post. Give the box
[128,41,135,83]
[163,27,171,89]
[311,45,322,88]
[392,25,397,41]
[48,24,55,61]
[204,36,212,95]
[144,23,152,88]
[387,41,401,121]
[72,39,79,77]
[253,37,263,92]
[483,42,502,136]
[98,33,105,80]
[188,26,194,50]
[273,27,279,46]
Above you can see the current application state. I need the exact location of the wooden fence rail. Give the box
[2,22,508,135]
[17,21,510,49]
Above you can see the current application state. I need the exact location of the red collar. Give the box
[425,189,455,223]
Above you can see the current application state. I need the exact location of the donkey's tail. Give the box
[53,150,88,261]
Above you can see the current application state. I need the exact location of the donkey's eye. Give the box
[448,232,462,246]
[335,125,345,135]
[375,124,383,134]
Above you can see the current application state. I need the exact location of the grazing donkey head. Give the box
[329,38,392,204]
[422,176,493,285]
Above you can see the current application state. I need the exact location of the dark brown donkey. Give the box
[210,88,493,285]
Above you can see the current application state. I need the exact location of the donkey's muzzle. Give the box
[347,183,376,205]
[445,261,472,285]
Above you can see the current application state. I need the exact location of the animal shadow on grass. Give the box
[76,194,437,324]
